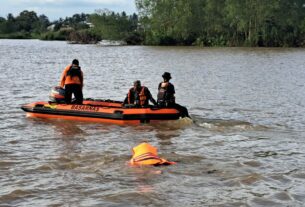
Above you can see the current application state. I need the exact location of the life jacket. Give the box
[128,87,147,106]
[129,142,176,166]
[60,64,83,87]
[139,87,147,106]
[157,82,168,102]
[157,82,175,106]
[67,65,82,80]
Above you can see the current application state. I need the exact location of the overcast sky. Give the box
[0,0,137,20]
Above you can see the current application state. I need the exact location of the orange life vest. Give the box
[129,142,176,166]
[128,87,147,106]
[60,64,83,87]
[139,87,147,106]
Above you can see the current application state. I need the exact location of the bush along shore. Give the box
[2,0,305,47]
[135,0,305,47]
[0,9,141,45]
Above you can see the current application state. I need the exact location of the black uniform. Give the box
[157,82,175,107]
[157,81,190,118]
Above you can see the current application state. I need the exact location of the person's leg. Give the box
[64,84,72,104]
[174,103,190,118]
[73,84,83,104]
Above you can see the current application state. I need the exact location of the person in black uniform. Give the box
[157,72,190,118]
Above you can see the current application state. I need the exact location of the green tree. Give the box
[89,9,138,40]
[5,13,18,33]
[136,0,305,46]
[0,17,6,33]
[34,14,50,33]
[15,10,39,32]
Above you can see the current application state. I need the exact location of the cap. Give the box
[72,59,79,66]
[162,72,172,80]
[133,80,141,87]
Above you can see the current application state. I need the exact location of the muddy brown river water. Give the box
[0,39,305,206]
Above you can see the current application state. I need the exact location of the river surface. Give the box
[1,39,305,207]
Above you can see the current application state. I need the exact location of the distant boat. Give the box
[97,40,127,46]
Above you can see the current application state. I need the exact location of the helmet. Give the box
[133,80,141,87]
[72,59,79,66]
[162,72,172,80]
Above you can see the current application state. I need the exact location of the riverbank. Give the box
[0,30,142,45]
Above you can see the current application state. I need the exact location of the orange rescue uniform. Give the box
[60,64,83,88]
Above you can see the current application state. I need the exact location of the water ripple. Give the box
[1,40,305,206]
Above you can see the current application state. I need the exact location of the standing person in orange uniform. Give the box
[60,59,84,104]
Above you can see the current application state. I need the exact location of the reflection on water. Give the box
[1,40,305,206]
[194,116,269,132]
[30,118,87,137]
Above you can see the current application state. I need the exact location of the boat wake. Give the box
[193,116,268,131]
[152,117,193,129]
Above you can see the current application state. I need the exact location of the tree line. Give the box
[1,1,305,47]
[136,0,305,47]
[0,11,50,39]
[0,9,140,44]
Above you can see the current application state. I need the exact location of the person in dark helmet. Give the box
[157,72,175,107]
[157,72,190,118]
[60,59,83,104]
[124,80,157,107]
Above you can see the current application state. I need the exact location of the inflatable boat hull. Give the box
[21,100,181,125]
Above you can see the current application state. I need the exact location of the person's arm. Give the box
[169,84,176,103]
[170,83,175,94]
[60,67,67,88]
[123,95,128,105]
[146,88,157,105]
[158,82,161,90]
[151,98,157,105]
[80,70,84,87]
[124,89,132,104]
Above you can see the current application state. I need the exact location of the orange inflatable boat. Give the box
[21,99,182,125]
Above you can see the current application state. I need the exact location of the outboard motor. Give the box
[49,86,65,103]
